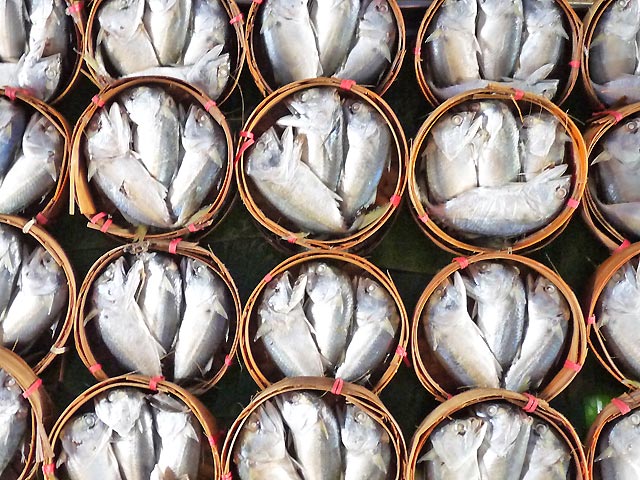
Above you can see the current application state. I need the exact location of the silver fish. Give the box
[0,98,26,179]
[0,370,27,477]
[520,113,569,181]
[247,126,346,235]
[276,392,342,480]
[256,272,324,377]
[424,0,480,88]
[168,105,225,226]
[60,413,122,480]
[333,0,396,86]
[430,164,570,238]
[341,404,391,480]
[592,194,640,238]
[85,102,132,162]
[598,411,640,479]
[463,261,526,371]
[94,388,156,480]
[182,0,228,66]
[28,0,68,57]
[16,44,61,101]
[311,0,359,75]
[304,261,354,368]
[143,0,192,65]
[423,271,502,389]
[0,226,24,316]
[425,110,481,203]
[234,401,301,480]
[173,257,230,382]
[0,0,26,62]
[592,74,640,106]
[1,246,67,349]
[520,421,570,480]
[338,100,390,222]
[260,0,322,86]
[335,276,399,383]
[476,0,524,81]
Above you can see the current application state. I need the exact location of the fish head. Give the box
[235,401,287,464]
[465,261,518,298]
[22,113,62,159]
[245,127,288,182]
[19,247,63,293]
[0,370,26,415]
[345,101,376,132]
[187,48,230,99]
[362,0,395,31]
[431,110,482,158]
[341,404,388,453]
[150,394,197,439]
[60,413,112,458]
[182,105,216,150]
[181,257,221,305]
[475,403,528,449]
[286,87,341,124]
[602,261,640,313]
[608,412,640,456]
[527,274,570,321]
[439,0,477,20]
[426,272,467,319]
[266,0,307,18]
[262,271,295,314]
[97,0,145,38]
[478,0,522,16]
[86,103,132,162]
[521,114,558,158]
[304,262,341,301]
[606,0,640,38]
[356,276,389,311]
[122,86,164,124]
[430,417,487,468]
[94,388,146,437]
[275,392,321,433]
[528,421,569,466]
[92,257,128,307]
[0,228,24,275]
[603,117,640,165]
[18,51,61,101]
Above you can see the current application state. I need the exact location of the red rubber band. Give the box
[92,95,105,107]
[396,345,411,367]
[587,315,595,325]
[597,110,624,124]
[331,378,344,395]
[235,131,255,165]
[414,46,421,56]
[563,359,582,372]
[445,393,452,400]
[615,239,631,252]
[66,1,83,13]
[252,0,263,3]
[35,213,48,225]
[263,273,273,283]
[567,198,579,209]
[513,89,525,101]
[611,397,632,415]
[168,238,182,254]
[286,235,297,244]
[89,363,102,373]
[207,435,217,447]
[187,223,203,233]
[149,376,164,391]
[22,378,42,399]
[42,463,55,475]
[418,213,429,224]
[224,355,233,367]
[229,13,243,24]
[522,393,539,413]
[390,194,401,207]
[100,218,112,233]
[453,257,469,269]
[339,79,356,90]
[90,212,106,223]
[568,60,580,68]
[4,87,17,101]
[221,473,233,480]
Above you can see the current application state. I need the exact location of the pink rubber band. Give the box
[453,257,469,269]
[331,378,344,395]
[418,213,429,224]
[445,393,452,400]
[567,198,579,209]
[339,79,356,90]
[513,89,525,101]
[414,46,421,56]
[263,273,273,283]
[149,376,164,391]
[221,473,233,480]
[568,60,580,68]
[92,95,105,107]
[187,223,203,233]
[207,435,217,447]
[615,239,631,252]
[252,0,263,3]
[67,1,83,13]
[522,393,539,413]
[229,13,243,24]
[224,355,233,367]
[597,110,624,123]
[42,463,55,475]
[563,359,582,372]
[22,378,42,398]
[390,194,401,207]
[235,131,255,165]
[286,235,297,244]
[90,212,106,223]
[396,345,411,367]
[587,315,595,325]
[35,213,48,225]
[4,87,17,100]
[611,397,632,415]
[204,100,217,112]
[168,238,182,254]
[89,363,102,373]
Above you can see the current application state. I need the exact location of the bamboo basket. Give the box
[414,0,582,107]
[0,215,76,376]
[407,388,588,479]
[74,240,240,396]
[235,78,408,254]
[221,376,407,480]
[83,0,245,105]
[240,250,409,394]
[71,76,235,242]
[581,104,640,250]
[412,252,586,402]
[407,87,588,256]
[585,390,640,480]
[0,89,71,225]
[584,241,640,389]
[45,375,220,480]
[0,347,54,480]
[244,0,406,96]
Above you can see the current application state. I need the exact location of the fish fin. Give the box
[550,321,565,340]
[377,42,392,63]
[525,63,555,84]
[372,451,388,473]
[417,448,437,463]
[380,318,395,337]
[87,159,99,181]
[254,321,272,341]
[555,24,569,40]
[595,446,615,462]
[591,149,612,165]
[275,114,306,129]
[45,154,58,180]
[212,297,229,320]
[289,273,307,308]
[424,28,442,44]
[55,450,67,467]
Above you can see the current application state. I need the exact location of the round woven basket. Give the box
[71,76,235,242]
[411,252,586,402]
[74,240,240,396]
[240,249,409,394]
[244,0,406,96]
[581,104,640,251]
[406,388,588,479]
[585,390,640,480]
[235,77,407,254]
[0,215,76,376]
[584,241,640,389]
[0,347,54,480]
[83,0,245,105]
[0,88,71,225]
[220,376,407,480]
[407,87,588,256]
[413,0,581,107]
[44,375,221,480]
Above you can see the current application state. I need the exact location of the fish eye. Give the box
[626,121,637,132]
[479,263,490,272]
[451,114,463,126]
[317,264,326,273]
[617,0,629,7]
[366,283,376,293]
[290,392,300,402]
[4,377,15,388]
[631,414,640,425]
[434,287,444,298]
[274,285,280,293]
[355,411,367,422]
[487,405,498,416]
[454,422,466,434]
[84,414,96,428]
[376,2,388,12]
[534,423,548,435]
[555,187,568,199]
[544,284,556,293]
[351,103,361,114]
[299,92,309,103]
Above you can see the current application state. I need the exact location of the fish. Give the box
[303,261,354,368]
[0,113,63,214]
[0,98,26,179]
[173,257,231,382]
[476,0,524,80]
[122,86,180,188]
[256,271,324,377]
[234,401,301,480]
[341,404,391,480]
[425,110,481,203]
[519,113,569,181]
[143,0,192,65]
[59,413,123,480]
[149,393,201,480]
[462,261,526,371]
[28,0,68,58]
[135,252,182,352]
[420,417,486,480]
[275,392,342,480]
[85,102,132,162]
[333,0,396,86]
[592,74,640,106]
[260,0,322,86]
[1,246,67,350]
[423,271,502,389]
[337,100,390,222]
[246,126,346,235]
[0,226,24,317]
[335,276,399,383]
[519,421,570,479]
[475,403,532,479]
[16,44,61,101]
[598,411,640,479]
[513,0,568,81]
[0,370,28,477]
[589,179,640,239]
[429,164,571,238]
[94,388,156,480]
[424,0,480,88]
[182,0,228,66]
[311,0,359,75]
[168,105,225,226]
[0,0,26,62]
